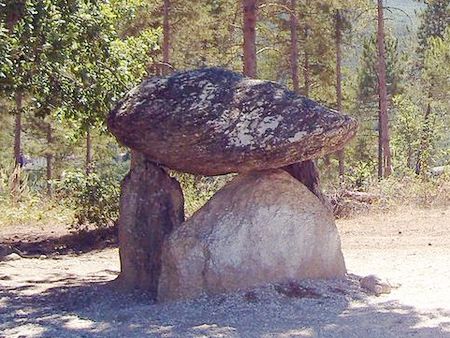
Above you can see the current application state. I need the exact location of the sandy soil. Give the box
[1,206,450,338]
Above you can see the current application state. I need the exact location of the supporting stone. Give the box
[283,160,331,210]
[114,151,184,297]
[158,170,345,302]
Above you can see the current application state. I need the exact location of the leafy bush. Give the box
[175,173,232,217]
[56,170,120,231]
[345,161,376,189]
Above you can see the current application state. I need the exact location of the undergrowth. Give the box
[0,161,448,230]
[327,172,450,218]
[0,197,74,229]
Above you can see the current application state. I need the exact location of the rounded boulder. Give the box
[158,169,346,301]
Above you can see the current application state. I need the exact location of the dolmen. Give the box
[108,67,357,301]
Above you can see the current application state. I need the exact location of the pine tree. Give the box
[417,0,450,57]
[376,0,392,177]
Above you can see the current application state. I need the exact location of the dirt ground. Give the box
[1,206,450,338]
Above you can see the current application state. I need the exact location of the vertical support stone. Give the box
[114,151,184,298]
[283,160,332,211]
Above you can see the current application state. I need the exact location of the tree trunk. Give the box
[289,0,299,92]
[11,90,23,202]
[46,123,53,197]
[242,0,257,78]
[86,126,93,174]
[114,151,184,296]
[14,90,22,166]
[162,0,171,75]
[378,119,383,178]
[303,49,310,97]
[415,101,432,175]
[376,0,392,178]
[335,10,345,180]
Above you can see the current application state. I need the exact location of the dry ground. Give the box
[1,206,450,337]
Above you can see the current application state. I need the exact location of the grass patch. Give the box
[0,197,74,229]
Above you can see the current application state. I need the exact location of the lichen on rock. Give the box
[108,67,357,176]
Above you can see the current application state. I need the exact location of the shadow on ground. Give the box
[1,273,449,338]
[0,226,118,257]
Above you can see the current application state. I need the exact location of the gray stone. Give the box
[113,151,184,297]
[3,253,21,261]
[108,68,357,176]
[360,275,395,296]
[158,169,346,302]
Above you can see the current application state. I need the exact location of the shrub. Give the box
[56,170,120,231]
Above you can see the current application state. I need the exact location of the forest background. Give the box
[0,0,449,230]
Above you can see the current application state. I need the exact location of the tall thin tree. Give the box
[335,10,345,180]
[46,123,53,196]
[13,91,22,167]
[290,0,299,92]
[302,0,310,97]
[376,0,392,177]
[242,0,257,78]
[162,0,171,74]
[6,4,25,199]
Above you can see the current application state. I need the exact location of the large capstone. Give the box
[108,68,357,176]
[158,169,346,302]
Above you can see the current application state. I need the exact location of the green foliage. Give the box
[423,27,450,102]
[176,173,231,217]
[346,30,405,173]
[345,161,376,189]
[417,0,450,56]
[171,0,240,70]
[391,94,423,171]
[0,160,74,228]
[56,170,120,230]
[357,34,403,102]
[0,0,160,134]
[58,7,160,130]
[371,172,450,208]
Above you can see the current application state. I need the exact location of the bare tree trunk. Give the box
[8,5,23,180]
[378,119,383,178]
[376,0,392,178]
[415,101,432,175]
[86,126,93,174]
[303,50,310,97]
[335,10,345,181]
[289,0,299,92]
[114,151,184,296]
[46,123,53,196]
[242,0,257,78]
[303,19,311,97]
[162,0,171,75]
[14,91,22,166]
[11,90,23,202]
